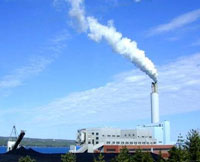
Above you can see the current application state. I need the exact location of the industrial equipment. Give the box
[7,126,25,152]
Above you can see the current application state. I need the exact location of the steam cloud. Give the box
[67,0,158,82]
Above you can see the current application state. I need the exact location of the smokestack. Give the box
[151,82,159,123]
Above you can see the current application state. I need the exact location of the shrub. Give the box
[18,156,36,162]
[94,153,105,162]
[61,152,76,162]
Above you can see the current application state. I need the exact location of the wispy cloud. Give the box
[103,0,119,7]
[23,53,200,127]
[166,36,180,41]
[149,9,200,36]
[0,30,69,90]
[53,0,59,6]
[0,57,52,89]
[191,39,200,46]
[134,0,141,2]
[52,0,68,10]
[1,53,200,138]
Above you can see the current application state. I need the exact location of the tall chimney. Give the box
[151,82,159,123]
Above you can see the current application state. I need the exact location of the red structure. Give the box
[103,145,173,158]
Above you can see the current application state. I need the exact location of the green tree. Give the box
[116,147,132,162]
[110,157,116,162]
[157,151,165,162]
[141,152,153,162]
[185,129,200,161]
[131,149,143,162]
[18,156,36,162]
[167,146,186,162]
[61,152,76,162]
[94,153,105,162]
[131,149,153,162]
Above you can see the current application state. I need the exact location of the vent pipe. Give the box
[151,82,159,123]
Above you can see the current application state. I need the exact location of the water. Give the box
[0,146,70,154]
[0,147,6,154]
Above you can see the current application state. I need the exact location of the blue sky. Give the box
[0,0,200,141]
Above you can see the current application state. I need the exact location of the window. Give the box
[132,134,135,136]
[130,142,133,144]
[142,142,145,144]
[88,141,91,144]
[112,135,115,137]
[153,142,156,144]
[121,142,124,144]
[92,132,94,135]
[147,142,149,144]
[116,142,120,144]
[134,142,137,144]
[112,141,115,144]
[142,136,144,138]
[96,137,99,140]
[102,135,105,137]
[106,141,110,144]
[107,135,111,137]
[125,142,129,144]
[96,141,99,144]
[107,149,116,152]
[128,134,131,136]
[96,132,99,135]
[149,136,152,138]
[154,148,170,151]
[128,149,135,152]
[117,135,120,137]
[125,134,127,137]
[138,142,141,144]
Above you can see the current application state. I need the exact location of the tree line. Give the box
[18,129,200,162]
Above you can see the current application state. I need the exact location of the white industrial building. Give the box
[70,83,173,153]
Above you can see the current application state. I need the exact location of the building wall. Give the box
[153,126,164,145]
[77,127,157,146]
[103,145,174,158]
[76,121,172,153]
[137,121,171,145]
[163,121,171,144]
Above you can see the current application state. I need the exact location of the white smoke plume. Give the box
[66,0,158,82]
[67,0,88,32]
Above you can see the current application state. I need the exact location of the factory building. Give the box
[70,83,174,154]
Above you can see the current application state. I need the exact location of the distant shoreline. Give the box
[0,137,75,147]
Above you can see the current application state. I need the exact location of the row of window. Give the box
[123,135,152,138]
[88,140,156,145]
[106,148,149,152]
[106,148,170,153]
[90,133,152,139]
[124,134,135,137]
[88,140,99,144]
[104,135,120,137]
[101,135,152,138]
[106,141,156,145]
